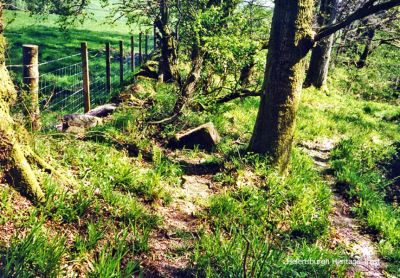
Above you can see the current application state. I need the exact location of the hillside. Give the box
[0,1,399,277]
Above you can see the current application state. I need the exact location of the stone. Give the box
[64,126,85,134]
[62,114,102,131]
[171,122,220,151]
[86,103,117,117]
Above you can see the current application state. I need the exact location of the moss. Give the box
[0,13,44,202]
[249,0,315,172]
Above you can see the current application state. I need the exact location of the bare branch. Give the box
[315,0,400,41]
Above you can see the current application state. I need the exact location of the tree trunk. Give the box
[156,0,178,83]
[173,47,204,116]
[248,0,314,172]
[0,4,45,202]
[239,55,256,88]
[304,0,338,89]
[356,28,375,68]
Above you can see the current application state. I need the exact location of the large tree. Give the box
[0,2,45,202]
[248,0,400,172]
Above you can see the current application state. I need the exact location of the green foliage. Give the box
[89,229,140,278]
[331,138,400,274]
[193,150,345,277]
[0,224,66,278]
[333,45,400,102]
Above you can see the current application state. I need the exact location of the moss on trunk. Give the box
[0,4,45,202]
[248,0,314,172]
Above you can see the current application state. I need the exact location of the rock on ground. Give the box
[86,103,117,117]
[62,114,102,131]
[170,122,221,151]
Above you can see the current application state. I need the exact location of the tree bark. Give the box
[304,0,338,89]
[248,0,314,172]
[0,4,45,202]
[216,89,261,104]
[356,28,375,68]
[239,55,256,88]
[156,0,178,83]
[173,51,203,115]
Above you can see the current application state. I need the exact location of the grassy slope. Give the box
[4,7,155,121]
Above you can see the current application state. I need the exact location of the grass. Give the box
[192,149,348,277]
[147,44,398,276]
[0,224,66,278]
[4,7,144,65]
[331,138,400,275]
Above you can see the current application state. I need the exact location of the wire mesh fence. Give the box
[6,33,156,117]
[39,59,84,113]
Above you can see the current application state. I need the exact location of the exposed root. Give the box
[148,112,180,125]
[26,149,73,190]
[8,142,45,203]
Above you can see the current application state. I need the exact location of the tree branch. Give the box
[315,0,400,42]
[216,89,261,104]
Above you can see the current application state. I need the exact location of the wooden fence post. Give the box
[119,40,124,86]
[145,32,149,60]
[81,42,90,113]
[22,44,41,130]
[130,35,135,72]
[105,42,111,94]
[139,32,143,65]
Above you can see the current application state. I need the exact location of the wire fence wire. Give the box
[39,59,84,113]
[7,34,156,116]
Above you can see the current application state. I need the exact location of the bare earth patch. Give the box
[141,153,219,277]
[301,139,386,278]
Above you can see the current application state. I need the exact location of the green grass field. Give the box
[4,9,136,64]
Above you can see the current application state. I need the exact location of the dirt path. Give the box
[141,153,218,277]
[301,139,386,278]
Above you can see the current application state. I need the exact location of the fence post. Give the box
[22,44,41,130]
[153,23,157,50]
[119,40,124,86]
[145,32,149,60]
[105,42,111,94]
[139,32,143,65]
[130,35,135,72]
[81,42,90,113]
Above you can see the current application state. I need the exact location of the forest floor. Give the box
[140,152,219,277]
[1,41,399,277]
[140,138,390,277]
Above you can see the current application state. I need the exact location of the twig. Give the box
[243,236,251,278]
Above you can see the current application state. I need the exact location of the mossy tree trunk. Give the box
[304,0,338,89]
[0,4,45,202]
[248,0,314,172]
[156,0,179,82]
[172,46,204,115]
[356,28,375,68]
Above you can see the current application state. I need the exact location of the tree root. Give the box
[26,150,73,191]
[9,142,46,203]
